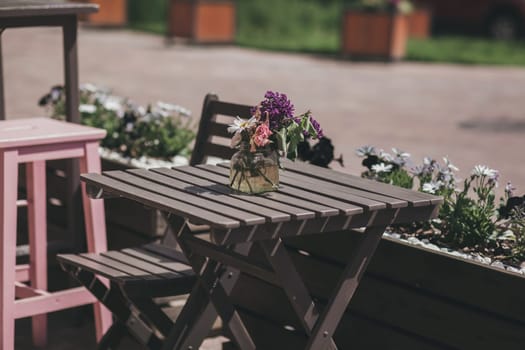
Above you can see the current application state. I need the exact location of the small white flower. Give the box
[355,145,376,157]
[103,97,123,112]
[472,165,498,179]
[423,157,434,166]
[371,163,393,174]
[79,104,96,114]
[378,149,394,163]
[227,116,257,134]
[392,148,410,160]
[422,181,442,194]
[443,157,459,171]
[137,106,147,116]
[80,83,98,93]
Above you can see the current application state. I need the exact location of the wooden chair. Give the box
[57,93,253,349]
[190,93,252,166]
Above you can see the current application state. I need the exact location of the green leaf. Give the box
[285,121,304,161]
[276,127,288,157]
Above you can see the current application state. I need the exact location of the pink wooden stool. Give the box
[0,118,112,349]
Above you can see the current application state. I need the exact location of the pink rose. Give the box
[252,124,272,148]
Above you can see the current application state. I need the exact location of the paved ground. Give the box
[5,26,525,348]
[4,27,525,194]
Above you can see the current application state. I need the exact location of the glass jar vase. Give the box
[229,143,279,194]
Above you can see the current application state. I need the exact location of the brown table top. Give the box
[82,162,442,244]
[0,1,98,18]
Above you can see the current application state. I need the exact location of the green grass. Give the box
[236,0,342,54]
[125,0,525,66]
[407,37,525,66]
[127,0,167,35]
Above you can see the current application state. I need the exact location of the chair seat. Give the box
[57,243,195,293]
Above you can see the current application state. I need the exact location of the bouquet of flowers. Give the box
[228,91,324,193]
[229,91,323,160]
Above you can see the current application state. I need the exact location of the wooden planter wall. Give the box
[408,9,431,38]
[226,231,525,349]
[342,11,408,60]
[73,0,128,26]
[168,0,236,43]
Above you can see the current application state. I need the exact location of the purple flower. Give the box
[257,91,295,130]
[309,115,324,138]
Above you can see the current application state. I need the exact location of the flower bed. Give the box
[356,145,525,271]
[39,84,195,161]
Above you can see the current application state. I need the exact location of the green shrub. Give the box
[38,84,195,160]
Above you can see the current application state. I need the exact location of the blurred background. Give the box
[3,0,525,194]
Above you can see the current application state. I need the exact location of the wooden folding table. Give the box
[74,161,442,349]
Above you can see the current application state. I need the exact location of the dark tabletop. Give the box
[82,162,443,241]
[0,1,98,18]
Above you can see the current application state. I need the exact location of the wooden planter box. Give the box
[408,9,431,38]
[74,0,128,27]
[341,10,408,60]
[167,0,236,43]
[225,231,525,349]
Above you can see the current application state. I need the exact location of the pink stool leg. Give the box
[79,141,112,340]
[26,160,48,346]
[0,150,18,350]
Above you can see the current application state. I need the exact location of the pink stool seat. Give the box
[0,117,112,349]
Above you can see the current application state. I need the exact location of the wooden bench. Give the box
[57,93,254,349]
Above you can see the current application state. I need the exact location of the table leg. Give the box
[0,29,5,120]
[171,220,256,350]
[62,15,80,124]
[305,210,397,350]
[26,160,47,346]
[259,239,338,349]
[0,150,18,350]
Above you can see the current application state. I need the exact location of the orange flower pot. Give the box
[408,9,431,38]
[341,11,408,60]
[168,0,236,43]
[74,0,127,27]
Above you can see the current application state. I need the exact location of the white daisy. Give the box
[227,116,257,134]
[103,97,123,112]
[472,165,498,180]
[443,156,459,171]
[355,145,376,157]
[392,148,410,160]
[79,104,96,114]
[371,163,393,174]
[422,181,442,194]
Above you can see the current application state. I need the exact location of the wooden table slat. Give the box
[166,167,341,218]
[283,160,442,205]
[105,170,266,226]
[128,168,292,223]
[122,247,193,276]
[80,253,158,279]
[57,254,130,280]
[100,251,181,279]
[200,165,373,212]
[279,171,408,209]
[81,173,241,229]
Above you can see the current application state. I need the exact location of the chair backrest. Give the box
[190,93,253,166]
